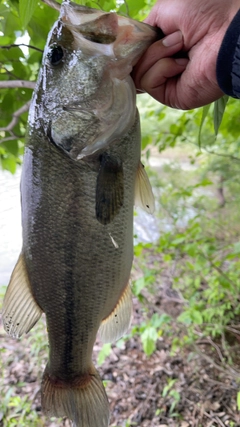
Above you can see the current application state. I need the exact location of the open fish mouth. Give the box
[60,1,159,66]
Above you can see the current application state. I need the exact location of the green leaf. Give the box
[1,156,17,174]
[233,242,240,255]
[151,313,171,328]
[163,253,172,262]
[198,104,211,147]
[97,343,111,366]
[118,0,146,18]
[141,134,152,150]
[177,311,192,325]
[237,391,240,411]
[132,277,146,296]
[19,0,38,29]
[141,326,158,356]
[198,178,213,187]
[2,140,19,156]
[191,310,203,325]
[4,7,21,37]
[172,236,185,245]
[162,379,177,397]
[214,95,229,136]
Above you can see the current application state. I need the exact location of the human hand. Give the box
[132,0,240,109]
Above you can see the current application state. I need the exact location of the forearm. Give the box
[217,9,240,98]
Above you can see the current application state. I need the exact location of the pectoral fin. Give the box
[2,253,42,338]
[98,282,132,343]
[96,153,124,225]
[135,161,155,214]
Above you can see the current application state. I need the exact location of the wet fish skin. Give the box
[2,2,156,427]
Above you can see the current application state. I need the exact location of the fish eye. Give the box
[48,45,64,66]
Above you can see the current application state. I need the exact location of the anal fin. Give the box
[135,161,155,214]
[2,253,42,338]
[98,282,132,343]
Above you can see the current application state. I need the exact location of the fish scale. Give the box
[2,2,156,426]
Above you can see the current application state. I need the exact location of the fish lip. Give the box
[60,2,159,54]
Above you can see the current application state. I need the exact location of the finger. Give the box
[132,30,184,89]
[140,57,189,106]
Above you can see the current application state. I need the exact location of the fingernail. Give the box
[175,58,189,66]
[162,30,182,47]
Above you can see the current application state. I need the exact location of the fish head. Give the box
[60,1,158,74]
[28,1,157,159]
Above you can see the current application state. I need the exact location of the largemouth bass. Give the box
[2,2,156,426]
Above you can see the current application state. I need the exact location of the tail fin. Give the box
[41,364,109,427]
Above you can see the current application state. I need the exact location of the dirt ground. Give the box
[1,277,240,427]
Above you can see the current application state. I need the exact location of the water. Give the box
[0,168,22,285]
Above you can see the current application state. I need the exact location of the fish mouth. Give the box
[60,2,158,66]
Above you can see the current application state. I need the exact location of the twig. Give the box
[226,326,240,335]
[206,418,217,427]
[0,135,23,144]
[204,146,240,162]
[201,376,235,391]
[0,66,20,79]
[0,101,31,135]
[215,416,227,427]
[0,80,35,89]
[193,343,240,378]
[0,44,43,53]
[197,337,224,363]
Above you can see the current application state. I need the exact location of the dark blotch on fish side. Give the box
[96,152,124,225]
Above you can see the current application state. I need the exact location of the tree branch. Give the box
[0,135,22,144]
[0,101,31,135]
[204,146,240,162]
[0,44,43,53]
[0,80,35,89]
[193,343,240,378]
